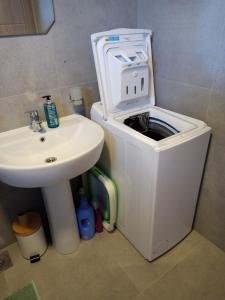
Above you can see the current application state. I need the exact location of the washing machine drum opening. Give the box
[124,113,179,141]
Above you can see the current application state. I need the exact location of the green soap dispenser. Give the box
[43,95,59,128]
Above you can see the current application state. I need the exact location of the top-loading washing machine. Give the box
[90,28,211,261]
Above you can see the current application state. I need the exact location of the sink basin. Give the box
[0,114,104,254]
[0,114,104,188]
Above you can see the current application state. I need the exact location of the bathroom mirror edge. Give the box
[0,0,55,37]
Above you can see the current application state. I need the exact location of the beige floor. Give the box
[0,230,225,300]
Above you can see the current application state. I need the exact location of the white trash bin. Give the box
[12,212,47,260]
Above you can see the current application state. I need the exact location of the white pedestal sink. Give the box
[0,114,104,254]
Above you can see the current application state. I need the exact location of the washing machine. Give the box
[90,28,211,261]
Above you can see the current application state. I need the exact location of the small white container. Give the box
[12,212,47,260]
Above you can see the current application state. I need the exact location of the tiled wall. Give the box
[0,0,137,248]
[138,0,225,250]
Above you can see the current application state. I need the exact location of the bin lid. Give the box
[12,212,41,237]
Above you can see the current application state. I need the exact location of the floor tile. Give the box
[142,239,225,300]
[134,293,156,300]
[4,233,139,300]
[0,273,9,299]
[1,230,224,300]
[119,231,205,291]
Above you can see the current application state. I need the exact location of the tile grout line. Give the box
[140,238,211,295]
[119,236,206,294]
[155,75,212,92]
[0,80,98,103]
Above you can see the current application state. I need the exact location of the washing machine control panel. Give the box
[91,29,155,119]
[107,46,149,106]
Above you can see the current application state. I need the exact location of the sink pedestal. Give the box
[42,180,80,254]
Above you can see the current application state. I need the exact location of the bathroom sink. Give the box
[0,114,104,255]
[0,114,104,188]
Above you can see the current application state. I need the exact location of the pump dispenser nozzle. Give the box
[42,95,52,104]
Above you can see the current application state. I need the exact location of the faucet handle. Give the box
[25,110,44,132]
[25,110,40,121]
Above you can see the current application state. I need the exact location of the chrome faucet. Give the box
[26,110,43,132]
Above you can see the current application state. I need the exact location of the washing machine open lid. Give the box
[91,28,155,120]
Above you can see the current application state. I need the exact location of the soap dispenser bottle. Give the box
[43,95,59,128]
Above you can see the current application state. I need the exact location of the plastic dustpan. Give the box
[88,166,117,232]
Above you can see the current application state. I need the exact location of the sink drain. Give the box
[45,157,57,163]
